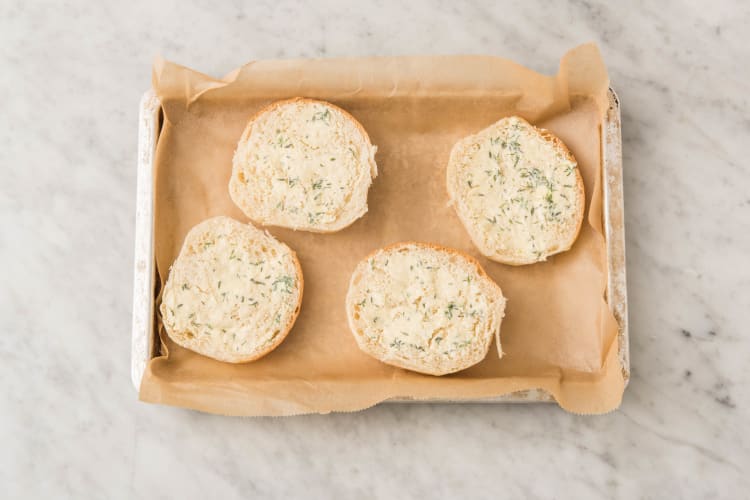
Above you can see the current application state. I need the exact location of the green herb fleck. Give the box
[272,275,295,293]
[503,140,521,153]
[311,178,331,190]
[484,168,502,182]
[445,302,458,319]
[307,211,325,224]
[312,108,331,124]
[277,177,299,187]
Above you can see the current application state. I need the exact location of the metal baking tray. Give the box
[131,88,629,403]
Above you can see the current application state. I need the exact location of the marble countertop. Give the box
[2,1,748,498]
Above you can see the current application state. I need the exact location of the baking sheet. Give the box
[132,44,628,414]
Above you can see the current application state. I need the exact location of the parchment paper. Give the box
[140,43,625,415]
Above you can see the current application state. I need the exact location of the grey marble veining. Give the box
[1,1,748,498]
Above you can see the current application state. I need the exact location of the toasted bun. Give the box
[160,216,303,363]
[229,98,378,233]
[446,116,585,265]
[345,242,506,376]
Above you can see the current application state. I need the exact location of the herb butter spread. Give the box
[230,98,378,232]
[160,216,302,363]
[346,243,506,376]
[447,116,584,265]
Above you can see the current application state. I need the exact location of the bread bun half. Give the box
[160,216,303,363]
[230,98,378,233]
[345,242,506,376]
[447,116,584,265]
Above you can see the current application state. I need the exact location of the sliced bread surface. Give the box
[160,216,303,363]
[345,242,506,376]
[447,116,585,265]
[230,98,378,233]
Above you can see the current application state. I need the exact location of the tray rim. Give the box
[130,88,629,403]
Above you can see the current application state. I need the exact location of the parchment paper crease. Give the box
[140,43,625,415]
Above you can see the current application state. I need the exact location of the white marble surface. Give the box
[1,0,748,498]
